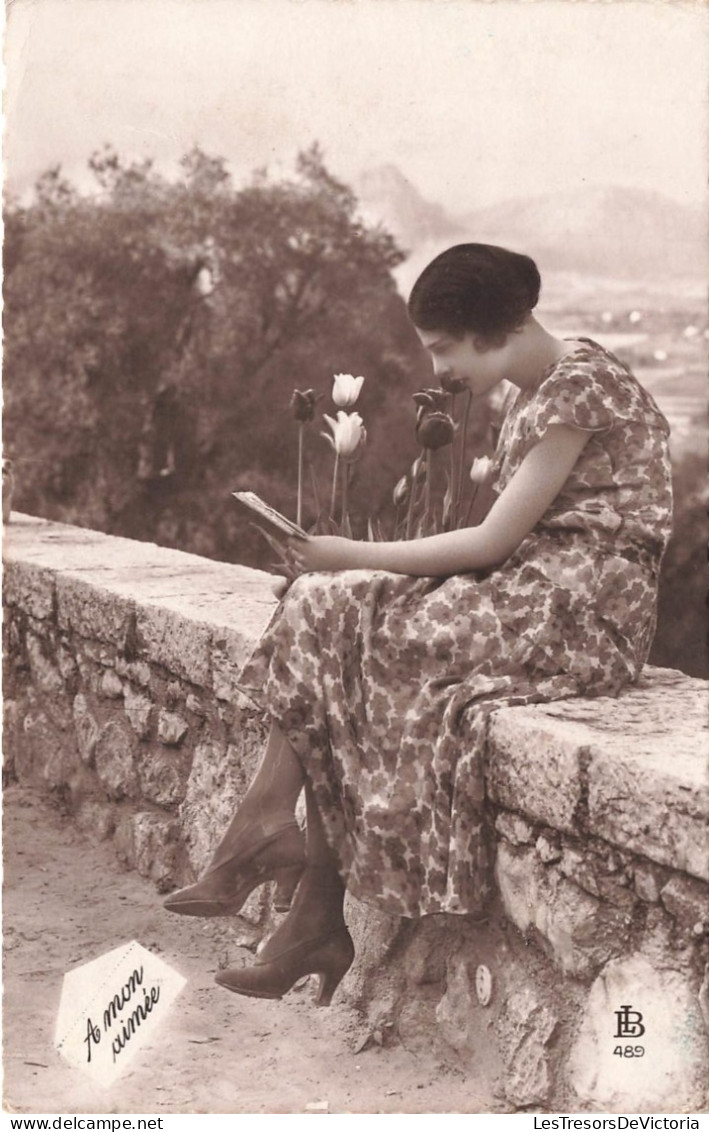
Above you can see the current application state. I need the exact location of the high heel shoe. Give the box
[163,819,304,917]
[215,925,355,1006]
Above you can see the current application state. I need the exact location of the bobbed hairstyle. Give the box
[407,243,541,344]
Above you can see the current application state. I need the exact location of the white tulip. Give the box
[469,456,493,485]
[322,411,367,462]
[332,373,365,408]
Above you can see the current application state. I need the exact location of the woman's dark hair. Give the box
[407,243,541,343]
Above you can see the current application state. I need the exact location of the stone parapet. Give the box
[3,514,708,1112]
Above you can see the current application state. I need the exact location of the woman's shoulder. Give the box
[531,337,669,435]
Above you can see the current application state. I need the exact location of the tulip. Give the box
[469,456,493,485]
[416,409,455,451]
[412,388,449,413]
[322,411,367,462]
[440,372,468,395]
[332,373,364,408]
[290,388,321,423]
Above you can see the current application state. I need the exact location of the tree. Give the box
[3,145,422,559]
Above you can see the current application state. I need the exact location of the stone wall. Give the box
[3,514,708,1112]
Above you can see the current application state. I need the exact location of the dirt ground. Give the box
[2,785,495,1115]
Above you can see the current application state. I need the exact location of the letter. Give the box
[111,1033,123,1063]
[150,985,160,1006]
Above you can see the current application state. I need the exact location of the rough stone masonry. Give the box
[3,514,708,1112]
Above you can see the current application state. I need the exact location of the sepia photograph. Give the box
[2,0,707,1117]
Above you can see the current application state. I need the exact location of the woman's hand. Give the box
[286,534,359,575]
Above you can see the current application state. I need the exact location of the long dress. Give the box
[236,339,673,919]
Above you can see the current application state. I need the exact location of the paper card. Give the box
[54,941,187,1087]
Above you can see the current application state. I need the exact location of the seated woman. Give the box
[164,242,673,1006]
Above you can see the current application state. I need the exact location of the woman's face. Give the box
[416,328,511,397]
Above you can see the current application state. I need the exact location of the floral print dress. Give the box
[236,339,673,918]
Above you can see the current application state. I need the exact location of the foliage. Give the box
[4,144,428,563]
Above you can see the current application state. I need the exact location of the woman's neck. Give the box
[507,319,580,391]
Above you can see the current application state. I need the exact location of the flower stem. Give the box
[405,461,419,540]
[456,391,473,523]
[463,484,479,528]
[341,460,350,531]
[330,451,340,521]
[424,450,433,533]
[448,392,458,531]
[297,424,304,528]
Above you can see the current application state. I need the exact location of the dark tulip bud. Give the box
[412,388,449,413]
[290,388,321,422]
[416,411,455,450]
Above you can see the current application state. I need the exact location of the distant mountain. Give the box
[458,186,706,280]
[353,164,464,249]
[353,167,706,284]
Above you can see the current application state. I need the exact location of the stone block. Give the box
[115,657,151,687]
[178,740,244,872]
[342,893,407,1005]
[212,629,263,701]
[99,669,124,699]
[42,734,78,791]
[495,842,631,979]
[569,955,709,1112]
[26,633,64,695]
[115,811,181,892]
[487,710,586,833]
[536,833,562,864]
[16,709,57,786]
[3,698,22,778]
[165,680,183,706]
[72,693,101,765]
[498,986,558,1108]
[135,602,211,686]
[123,686,153,738]
[185,693,206,717]
[397,991,447,1060]
[56,574,133,645]
[633,862,663,903]
[401,915,453,987]
[57,644,79,684]
[157,710,188,746]
[588,743,709,883]
[558,845,599,894]
[660,874,709,930]
[94,721,138,800]
[129,660,152,687]
[495,811,535,845]
[138,747,190,806]
[435,953,484,1055]
[3,560,55,618]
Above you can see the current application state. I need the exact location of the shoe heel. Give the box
[273,864,303,913]
[312,933,355,1007]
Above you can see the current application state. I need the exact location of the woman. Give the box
[165,243,672,1006]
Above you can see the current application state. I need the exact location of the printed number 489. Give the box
[613,1045,645,1057]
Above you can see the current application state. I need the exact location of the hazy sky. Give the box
[4,0,707,212]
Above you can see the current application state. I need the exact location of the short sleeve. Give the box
[527,364,643,441]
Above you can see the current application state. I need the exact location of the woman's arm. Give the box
[291,424,591,577]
